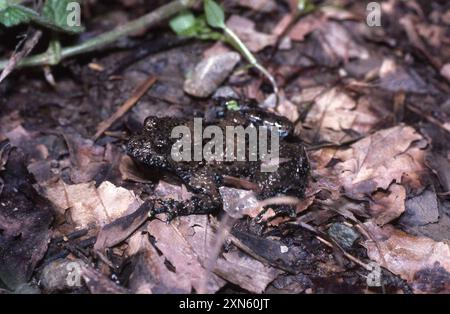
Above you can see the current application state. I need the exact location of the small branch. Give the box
[0,29,42,83]
[93,76,157,140]
[0,0,197,70]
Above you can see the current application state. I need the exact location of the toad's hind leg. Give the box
[253,143,309,215]
[150,167,223,220]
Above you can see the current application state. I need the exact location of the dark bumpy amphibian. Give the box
[127,98,309,219]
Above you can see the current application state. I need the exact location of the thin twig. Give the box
[93,76,157,140]
[315,235,371,270]
[0,0,197,70]
[0,29,42,83]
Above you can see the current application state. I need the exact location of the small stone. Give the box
[212,86,239,100]
[219,186,258,219]
[327,223,360,249]
[184,52,241,98]
[40,259,85,292]
[280,245,289,253]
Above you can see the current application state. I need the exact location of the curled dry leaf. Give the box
[370,184,406,226]
[234,0,276,13]
[0,148,53,291]
[94,201,151,251]
[378,58,429,93]
[127,230,192,294]
[288,14,324,42]
[150,209,282,293]
[119,155,152,183]
[226,15,277,52]
[400,188,439,228]
[62,131,109,184]
[40,179,141,228]
[303,87,378,144]
[145,219,225,293]
[315,21,370,62]
[334,124,427,198]
[363,222,450,293]
[214,249,282,293]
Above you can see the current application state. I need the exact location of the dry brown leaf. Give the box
[69,181,139,227]
[127,231,191,293]
[288,14,324,41]
[146,218,225,293]
[303,87,378,144]
[175,215,282,293]
[94,201,151,251]
[363,222,450,293]
[119,155,152,183]
[276,96,299,122]
[319,6,357,20]
[226,15,277,52]
[39,180,140,227]
[334,125,426,198]
[234,0,276,12]
[370,184,406,226]
[62,132,108,184]
[214,249,282,293]
[317,21,370,62]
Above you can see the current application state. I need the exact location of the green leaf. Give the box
[169,11,196,36]
[41,0,84,33]
[0,0,8,11]
[204,0,225,29]
[0,4,38,27]
[297,0,315,14]
[226,99,240,111]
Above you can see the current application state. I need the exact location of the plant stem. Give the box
[223,26,279,103]
[0,0,197,70]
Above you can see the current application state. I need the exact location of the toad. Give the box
[127,98,309,219]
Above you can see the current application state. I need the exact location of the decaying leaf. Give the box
[303,87,378,144]
[63,131,110,184]
[378,58,429,93]
[363,222,450,293]
[94,200,151,251]
[234,0,276,13]
[226,15,277,52]
[370,184,406,226]
[215,249,282,293]
[334,124,427,198]
[127,230,192,293]
[39,179,141,227]
[288,14,324,41]
[399,188,439,227]
[314,21,370,63]
[146,218,225,293]
[169,216,280,293]
[0,148,53,291]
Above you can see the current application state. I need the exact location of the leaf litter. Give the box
[0,0,450,294]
